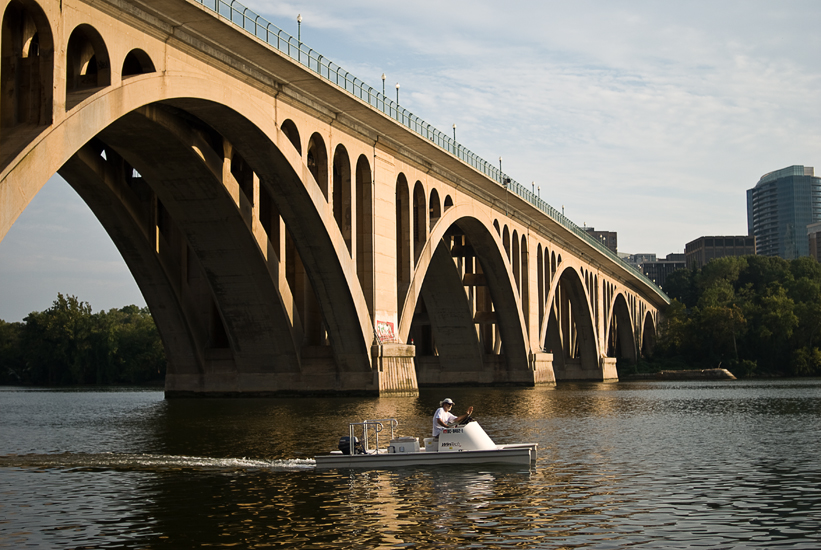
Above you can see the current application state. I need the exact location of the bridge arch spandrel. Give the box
[398,204,530,378]
[0,72,375,392]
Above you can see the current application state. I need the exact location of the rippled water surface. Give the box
[1,380,820,549]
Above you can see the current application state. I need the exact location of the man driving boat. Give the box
[432,398,474,438]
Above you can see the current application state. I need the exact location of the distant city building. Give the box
[641,253,686,289]
[583,227,617,254]
[621,253,656,270]
[685,236,756,269]
[808,222,821,262]
[747,165,821,259]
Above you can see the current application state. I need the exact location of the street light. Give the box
[499,156,502,174]
[297,14,302,62]
[381,73,386,96]
[452,123,456,141]
[395,82,400,104]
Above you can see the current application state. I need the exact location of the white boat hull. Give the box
[315,444,536,469]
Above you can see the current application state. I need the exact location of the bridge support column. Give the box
[530,352,557,385]
[372,344,418,396]
[601,357,618,381]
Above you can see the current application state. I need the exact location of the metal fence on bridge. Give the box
[192,0,669,303]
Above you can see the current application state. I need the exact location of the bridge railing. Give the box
[193,0,669,303]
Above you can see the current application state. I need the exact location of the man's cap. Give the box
[441,398,454,405]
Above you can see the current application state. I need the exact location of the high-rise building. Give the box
[685,236,756,269]
[808,222,821,262]
[746,166,821,259]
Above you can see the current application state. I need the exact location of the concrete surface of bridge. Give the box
[0,0,670,396]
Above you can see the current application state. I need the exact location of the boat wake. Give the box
[0,452,316,473]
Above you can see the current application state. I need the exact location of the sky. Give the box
[1,0,820,321]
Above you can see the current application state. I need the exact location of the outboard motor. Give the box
[338,436,364,455]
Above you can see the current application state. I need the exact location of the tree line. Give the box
[648,255,821,377]
[0,294,165,386]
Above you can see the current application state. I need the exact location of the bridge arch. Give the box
[641,311,657,357]
[542,264,602,380]
[606,292,637,364]
[397,204,531,383]
[122,48,155,77]
[1,0,53,132]
[429,188,441,230]
[307,132,328,200]
[65,23,111,106]
[332,143,352,254]
[354,154,373,318]
[0,71,375,394]
[280,119,301,155]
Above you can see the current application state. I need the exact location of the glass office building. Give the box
[747,166,821,259]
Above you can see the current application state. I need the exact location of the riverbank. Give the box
[624,368,737,381]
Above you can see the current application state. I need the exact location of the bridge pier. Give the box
[372,344,418,396]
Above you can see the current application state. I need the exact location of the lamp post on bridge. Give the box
[382,73,386,96]
[453,123,456,141]
[396,82,400,104]
[297,14,302,62]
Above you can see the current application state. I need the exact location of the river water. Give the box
[1,379,819,549]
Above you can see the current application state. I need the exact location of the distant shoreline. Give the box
[624,368,737,381]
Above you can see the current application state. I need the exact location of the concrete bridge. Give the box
[0,0,669,396]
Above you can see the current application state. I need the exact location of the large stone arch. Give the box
[606,292,637,364]
[541,264,603,380]
[398,205,531,381]
[0,72,374,394]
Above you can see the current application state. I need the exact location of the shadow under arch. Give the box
[398,205,530,380]
[541,264,602,380]
[606,292,637,364]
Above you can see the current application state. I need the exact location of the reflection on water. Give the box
[1,380,820,549]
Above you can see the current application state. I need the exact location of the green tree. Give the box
[0,320,25,384]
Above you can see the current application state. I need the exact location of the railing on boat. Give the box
[348,419,398,454]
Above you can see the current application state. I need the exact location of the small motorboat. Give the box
[314,418,537,468]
